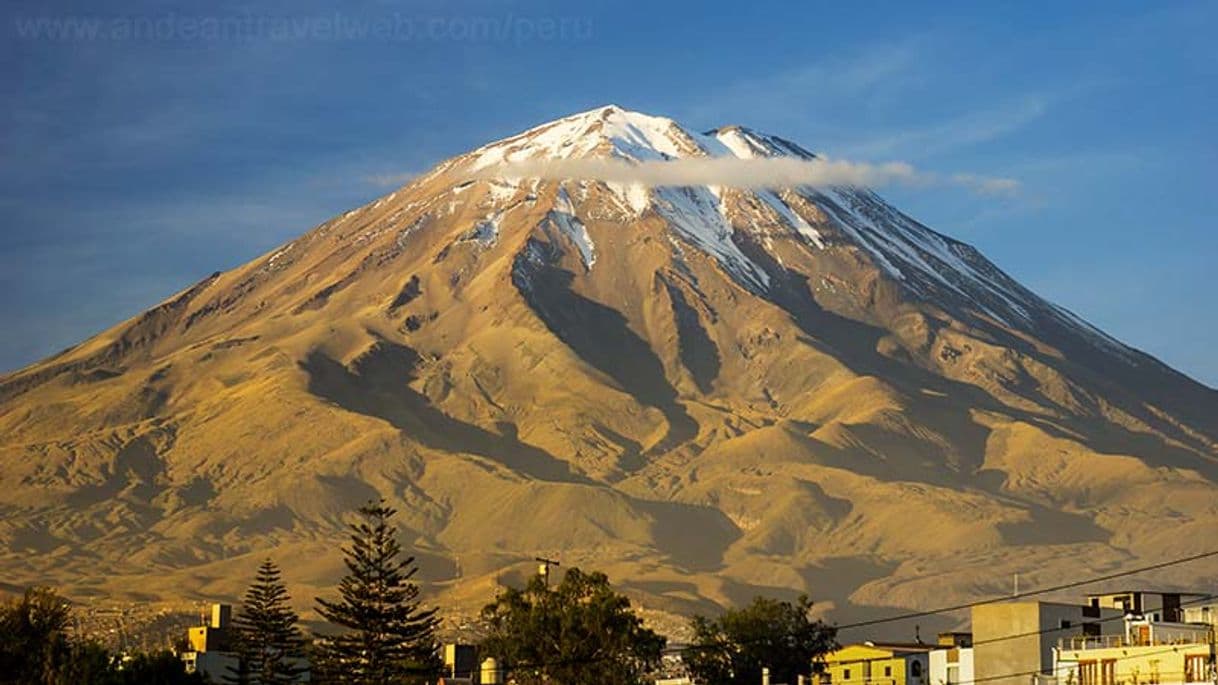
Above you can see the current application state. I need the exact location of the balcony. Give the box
[1058,633,1210,651]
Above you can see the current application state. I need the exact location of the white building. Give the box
[928,633,974,685]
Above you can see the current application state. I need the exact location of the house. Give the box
[821,642,933,685]
[1050,591,1216,685]
[1053,630,1212,685]
[1085,591,1211,624]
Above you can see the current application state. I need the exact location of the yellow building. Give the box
[821,643,932,685]
[1054,633,1213,685]
[186,603,232,652]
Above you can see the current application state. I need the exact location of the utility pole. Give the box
[536,556,560,588]
[1208,624,1216,685]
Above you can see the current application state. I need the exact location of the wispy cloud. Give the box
[469,155,1018,195]
[679,39,926,127]
[364,171,419,187]
[839,95,1050,159]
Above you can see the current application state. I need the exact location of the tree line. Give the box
[1,499,837,684]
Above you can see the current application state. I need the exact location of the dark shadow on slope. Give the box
[881,198,1218,462]
[733,232,995,472]
[592,422,646,476]
[660,274,721,394]
[67,437,166,507]
[634,498,742,572]
[513,245,698,458]
[301,340,587,484]
[998,505,1109,545]
[734,230,1209,497]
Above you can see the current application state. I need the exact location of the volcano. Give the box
[2,106,1215,631]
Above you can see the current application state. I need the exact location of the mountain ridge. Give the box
[1,106,1215,633]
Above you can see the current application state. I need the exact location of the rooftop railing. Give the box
[1058,634,1211,651]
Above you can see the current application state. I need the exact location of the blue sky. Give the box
[2,0,1215,386]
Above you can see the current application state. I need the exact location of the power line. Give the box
[961,640,1214,685]
[969,593,1218,648]
[835,549,1218,630]
[500,615,1217,684]
[486,549,1218,678]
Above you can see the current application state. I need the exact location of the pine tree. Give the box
[227,559,307,685]
[314,500,440,684]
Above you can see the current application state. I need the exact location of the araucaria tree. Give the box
[314,500,440,684]
[686,595,837,685]
[479,567,666,685]
[0,586,72,683]
[228,559,306,684]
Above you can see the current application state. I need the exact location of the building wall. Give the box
[1126,621,1211,646]
[1181,603,1218,628]
[973,603,1123,685]
[929,647,974,685]
[823,645,929,685]
[181,650,240,681]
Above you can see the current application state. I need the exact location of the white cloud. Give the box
[469,155,1018,195]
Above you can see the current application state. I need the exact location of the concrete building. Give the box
[187,602,234,652]
[181,650,240,681]
[973,602,1125,685]
[444,643,479,681]
[1181,601,1218,628]
[180,601,310,682]
[181,603,239,682]
[929,633,974,685]
[1086,592,1211,624]
[822,642,933,685]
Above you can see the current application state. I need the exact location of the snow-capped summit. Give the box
[465,105,700,169]
[464,105,821,171]
[454,107,1133,356]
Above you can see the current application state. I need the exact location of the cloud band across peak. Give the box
[468,155,1018,195]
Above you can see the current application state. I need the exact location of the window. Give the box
[844,668,851,680]
[911,661,923,678]
[1185,655,1208,683]
[885,666,892,677]
[1080,660,1098,685]
[1060,620,1073,629]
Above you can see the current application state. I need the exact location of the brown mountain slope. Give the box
[2,107,1215,635]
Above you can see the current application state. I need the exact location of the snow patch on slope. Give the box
[652,185,770,292]
[548,187,596,269]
